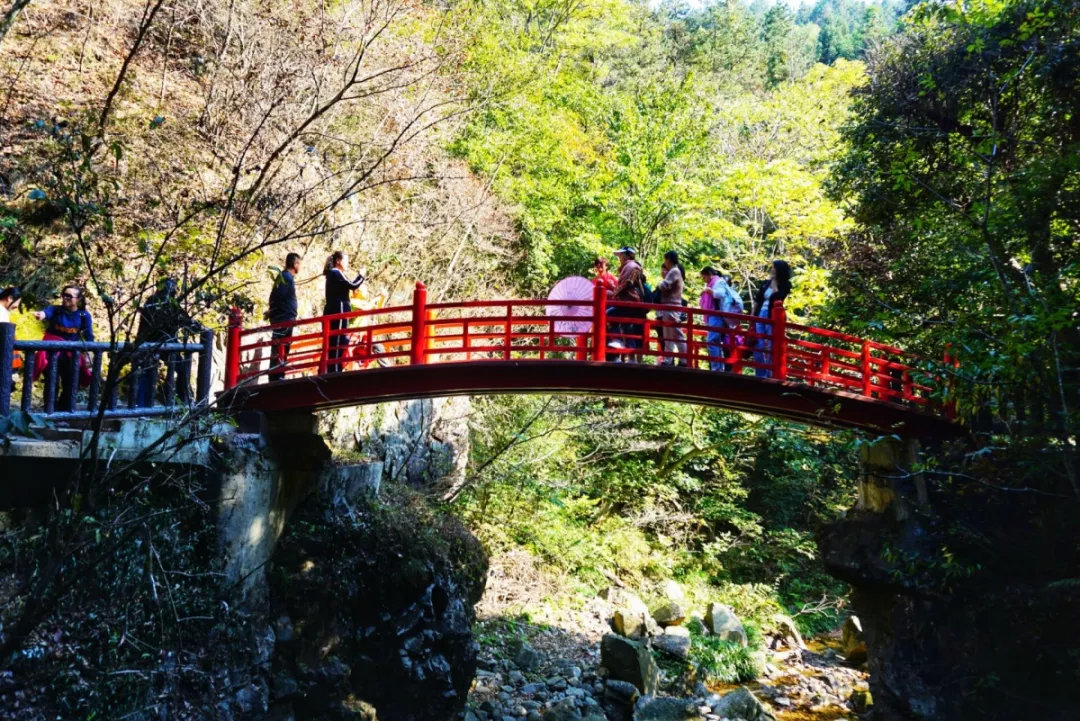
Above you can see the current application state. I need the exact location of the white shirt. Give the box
[0,305,9,324]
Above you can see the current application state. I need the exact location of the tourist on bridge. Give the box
[32,284,94,410]
[323,251,365,373]
[752,260,791,378]
[700,268,743,371]
[267,252,300,381]
[134,278,204,406]
[593,256,617,292]
[699,268,725,371]
[607,247,646,362]
[656,251,687,366]
[0,286,21,323]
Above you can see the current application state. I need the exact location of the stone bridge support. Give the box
[214,411,383,603]
[820,434,1078,720]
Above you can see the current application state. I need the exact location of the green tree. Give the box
[761,4,795,86]
[829,0,1080,491]
[857,5,888,50]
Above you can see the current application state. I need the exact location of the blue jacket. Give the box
[43,305,94,342]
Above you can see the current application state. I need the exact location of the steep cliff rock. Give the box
[319,397,471,490]
[270,486,487,720]
[819,488,1080,721]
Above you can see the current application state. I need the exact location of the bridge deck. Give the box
[219,360,958,437]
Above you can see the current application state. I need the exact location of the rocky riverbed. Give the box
[462,586,870,721]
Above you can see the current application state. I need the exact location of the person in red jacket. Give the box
[593,256,617,292]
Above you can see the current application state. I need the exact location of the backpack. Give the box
[642,280,655,303]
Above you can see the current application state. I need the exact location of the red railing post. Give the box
[771,300,787,379]
[943,344,958,420]
[503,303,513,360]
[732,318,745,374]
[411,281,428,365]
[318,318,331,375]
[592,280,607,362]
[685,311,696,368]
[861,341,872,396]
[224,307,243,389]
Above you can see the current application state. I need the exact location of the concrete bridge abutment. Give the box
[214,410,383,603]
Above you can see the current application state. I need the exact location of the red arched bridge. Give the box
[219,281,958,437]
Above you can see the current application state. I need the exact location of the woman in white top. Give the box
[656,251,687,366]
[0,287,21,324]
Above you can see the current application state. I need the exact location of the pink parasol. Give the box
[546,276,596,335]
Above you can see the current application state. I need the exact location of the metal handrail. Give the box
[0,323,215,420]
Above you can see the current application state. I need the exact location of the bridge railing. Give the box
[0,322,214,421]
[225,281,941,411]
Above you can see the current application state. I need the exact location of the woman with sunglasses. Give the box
[33,284,94,410]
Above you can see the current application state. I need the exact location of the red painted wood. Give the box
[225,307,243,389]
[222,286,953,432]
[592,280,607,362]
[861,341,872,396]
[772,301,787,379]
[318,318,330,375]
[503,304,513,360]
[222,360,959,438]
[411,282,428,366]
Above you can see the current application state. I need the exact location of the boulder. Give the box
[652,602,686,627]
[651,632,691,660]
[770,614,805,650]
[660,580,686,604]
[542,700,582,721]
[634,697,704,721]
[609,590,652,638]
[704,603,748,646]
[270,490,487,721]
[663,625,690,638]
[842,616,867,664]
[712,687,776,721]
[600,634,659,696]
[602,680,640,721]
[511,638,541,671]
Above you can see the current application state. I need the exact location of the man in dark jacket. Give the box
[135,278,203,406]
[268,253,300,381]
